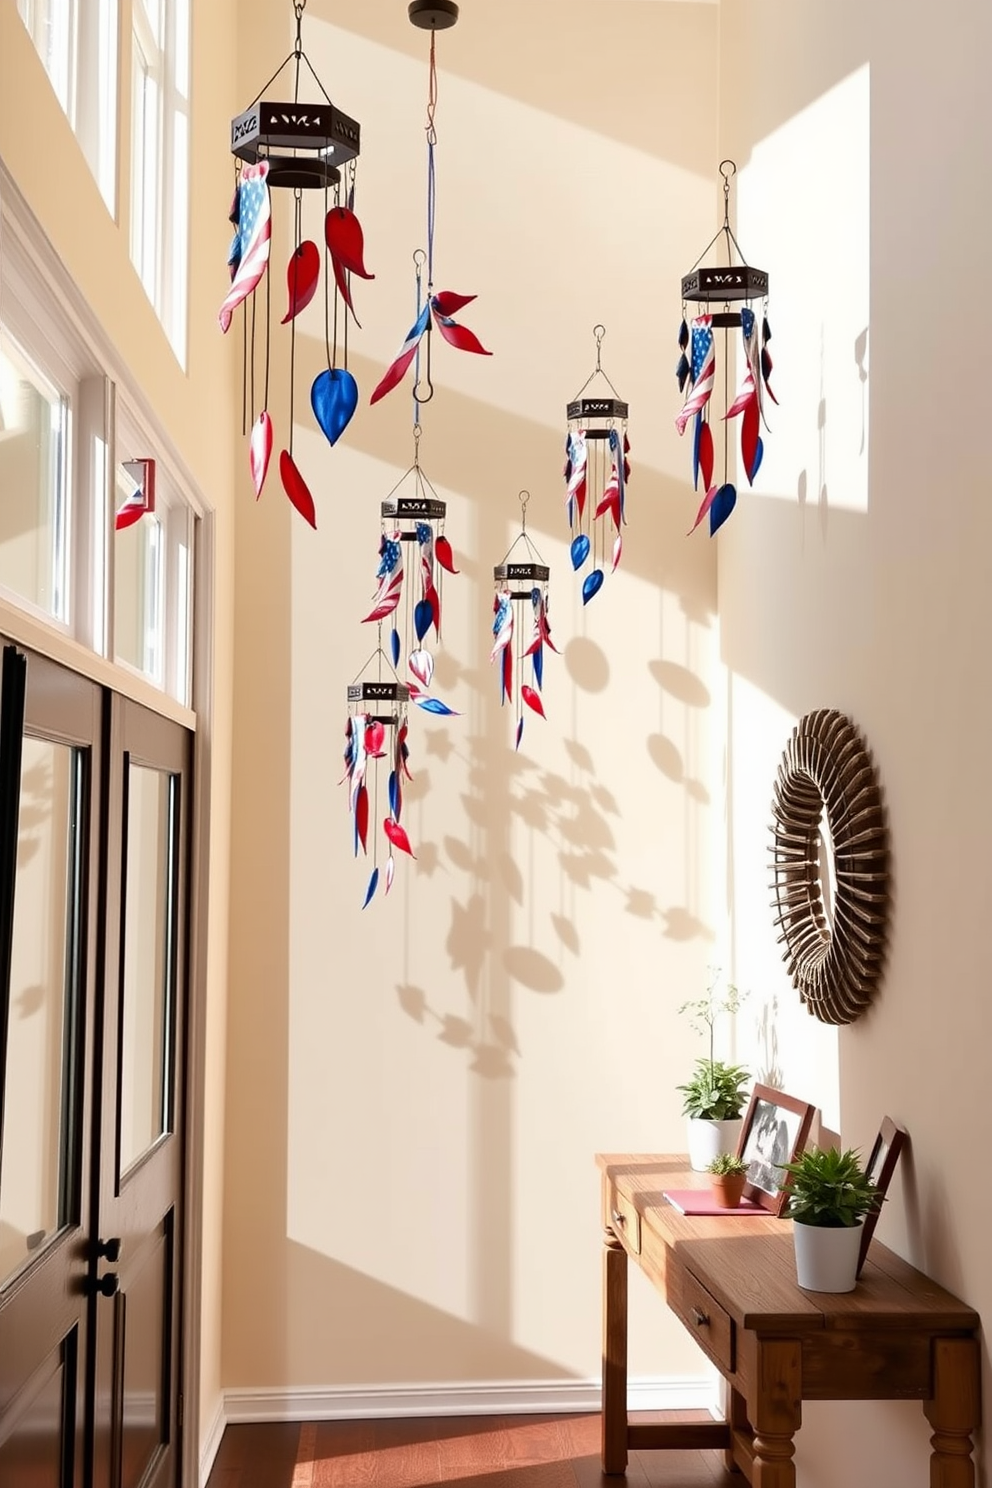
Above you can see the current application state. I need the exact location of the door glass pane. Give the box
[119,764,174,1174]
[0,333,69,621]
[0,739,80,1288]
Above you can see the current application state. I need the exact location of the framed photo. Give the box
[857,1117,908,1275]
[736,1084,816,1215]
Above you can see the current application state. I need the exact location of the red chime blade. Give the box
[281,240,320,324]
[279,450,317,528]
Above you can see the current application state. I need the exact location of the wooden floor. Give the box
[206,1414,738,1488]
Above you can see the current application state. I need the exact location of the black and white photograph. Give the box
[737,1085,816,1214]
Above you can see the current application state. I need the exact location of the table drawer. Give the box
[607,1186,641,1255]
[668,1264,735,1374]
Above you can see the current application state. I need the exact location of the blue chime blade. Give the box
[581,568,604,605]
[388,769,399,819]
[748,436,764,483]
[533,647,544,690]
[570,533,590,570]
[692,411,702,488]
[709,483,737,536]
[361,866,379,909]
[414,598,433,641]
[390,627,401,668]
[415,696,460,716]
[515,717,524,751]
[310,367,359,447]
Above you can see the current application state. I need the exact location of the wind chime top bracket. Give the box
[409,0,460,28]
[494,491,551,590]
[381,496,447,522]
[347,680,410,723]
[567,325,628,426]
[231,0,361,190]
[681,159,768,307]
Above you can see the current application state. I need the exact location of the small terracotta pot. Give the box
[709,1172,746,1208]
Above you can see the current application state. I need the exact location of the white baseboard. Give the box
[221,1374,719,1425]
[199,1398,227,1488]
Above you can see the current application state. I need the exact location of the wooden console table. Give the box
[598,1155,980,1486]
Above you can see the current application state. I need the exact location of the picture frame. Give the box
[736,1083,816,1215]
[856,1117,908,1276]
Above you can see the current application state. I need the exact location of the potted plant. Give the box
[677,973,750,1171]
[779,1146,882,1293]
[706,1153,748,1208]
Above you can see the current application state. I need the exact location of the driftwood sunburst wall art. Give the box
[769,709,889,1025]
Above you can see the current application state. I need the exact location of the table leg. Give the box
[602,1226,628,1475]
[750,1338,801,1488]
[725,1385,749,1474]
[924,1336,981,1488]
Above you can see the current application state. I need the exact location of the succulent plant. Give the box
[678,1059,751,1121]
[780,1146,881,1228]
[706,1152,748,1177]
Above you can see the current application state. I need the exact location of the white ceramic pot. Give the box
[687,1117,743,1173]
[792,1220,864,1293]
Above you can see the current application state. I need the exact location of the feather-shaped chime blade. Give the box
[741,397,760,485]
[431,303,492,356]
[435,535,459,574]
[361,867,379,909]
[521,686,546,719]
[515,718,524,751]
[760,345,779,404]
[365,720,386,757]
[385,856,395,894]
[675,317,715,435]
[676,352,690,392]
[409,649,434,688]
[370,304,430,405]
[678,317,689,350]
[709,483,737,536]
[698,420,714,492]
[355,782,369,854]
[762,316,772,344]
[281,240,320,324]
[687,484,719,536]
[532,646,544,690]
[570,533,590,570]
[324,207,375,279]
[384,819,416,858]
[582,569,604,605]
[612,533,622,571]
[388,770,400,820]
[501,645,512,704]
[414,599,433,642]
[415,696,459,716]
[249,411,273,498]
[279,450,317,528]
[390,628,401,668]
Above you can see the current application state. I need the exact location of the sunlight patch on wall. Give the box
[736,65,869,514]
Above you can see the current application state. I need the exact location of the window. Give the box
[114,408,195,705]
[17,0,119,212]
[130,0,190,362]
[0,332,71,623]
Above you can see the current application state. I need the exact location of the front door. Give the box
[91,697,190,1488]
[0,645,101,1486]
[0,650,191,1488]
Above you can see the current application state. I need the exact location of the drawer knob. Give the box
[611,1209,626,1225]
[691,1306,709,1328]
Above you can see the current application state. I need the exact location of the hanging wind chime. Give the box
[219,0,375,526]
[675,159,776,537]
[343,659,416,910]
[491,492,558,751]
[562,326,631,605]
[370,1,490,407]
[361,413,460,717]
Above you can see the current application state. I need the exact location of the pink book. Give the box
[662,1188,767,1216]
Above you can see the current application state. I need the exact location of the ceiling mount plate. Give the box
[408,0,459,28]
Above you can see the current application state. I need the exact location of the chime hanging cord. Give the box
[288,188,302,457]
[425,29,438,288]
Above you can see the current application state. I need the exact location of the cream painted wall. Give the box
[224,0,722,1396]
[0,0,240,1457]
[720,2,992,1484]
